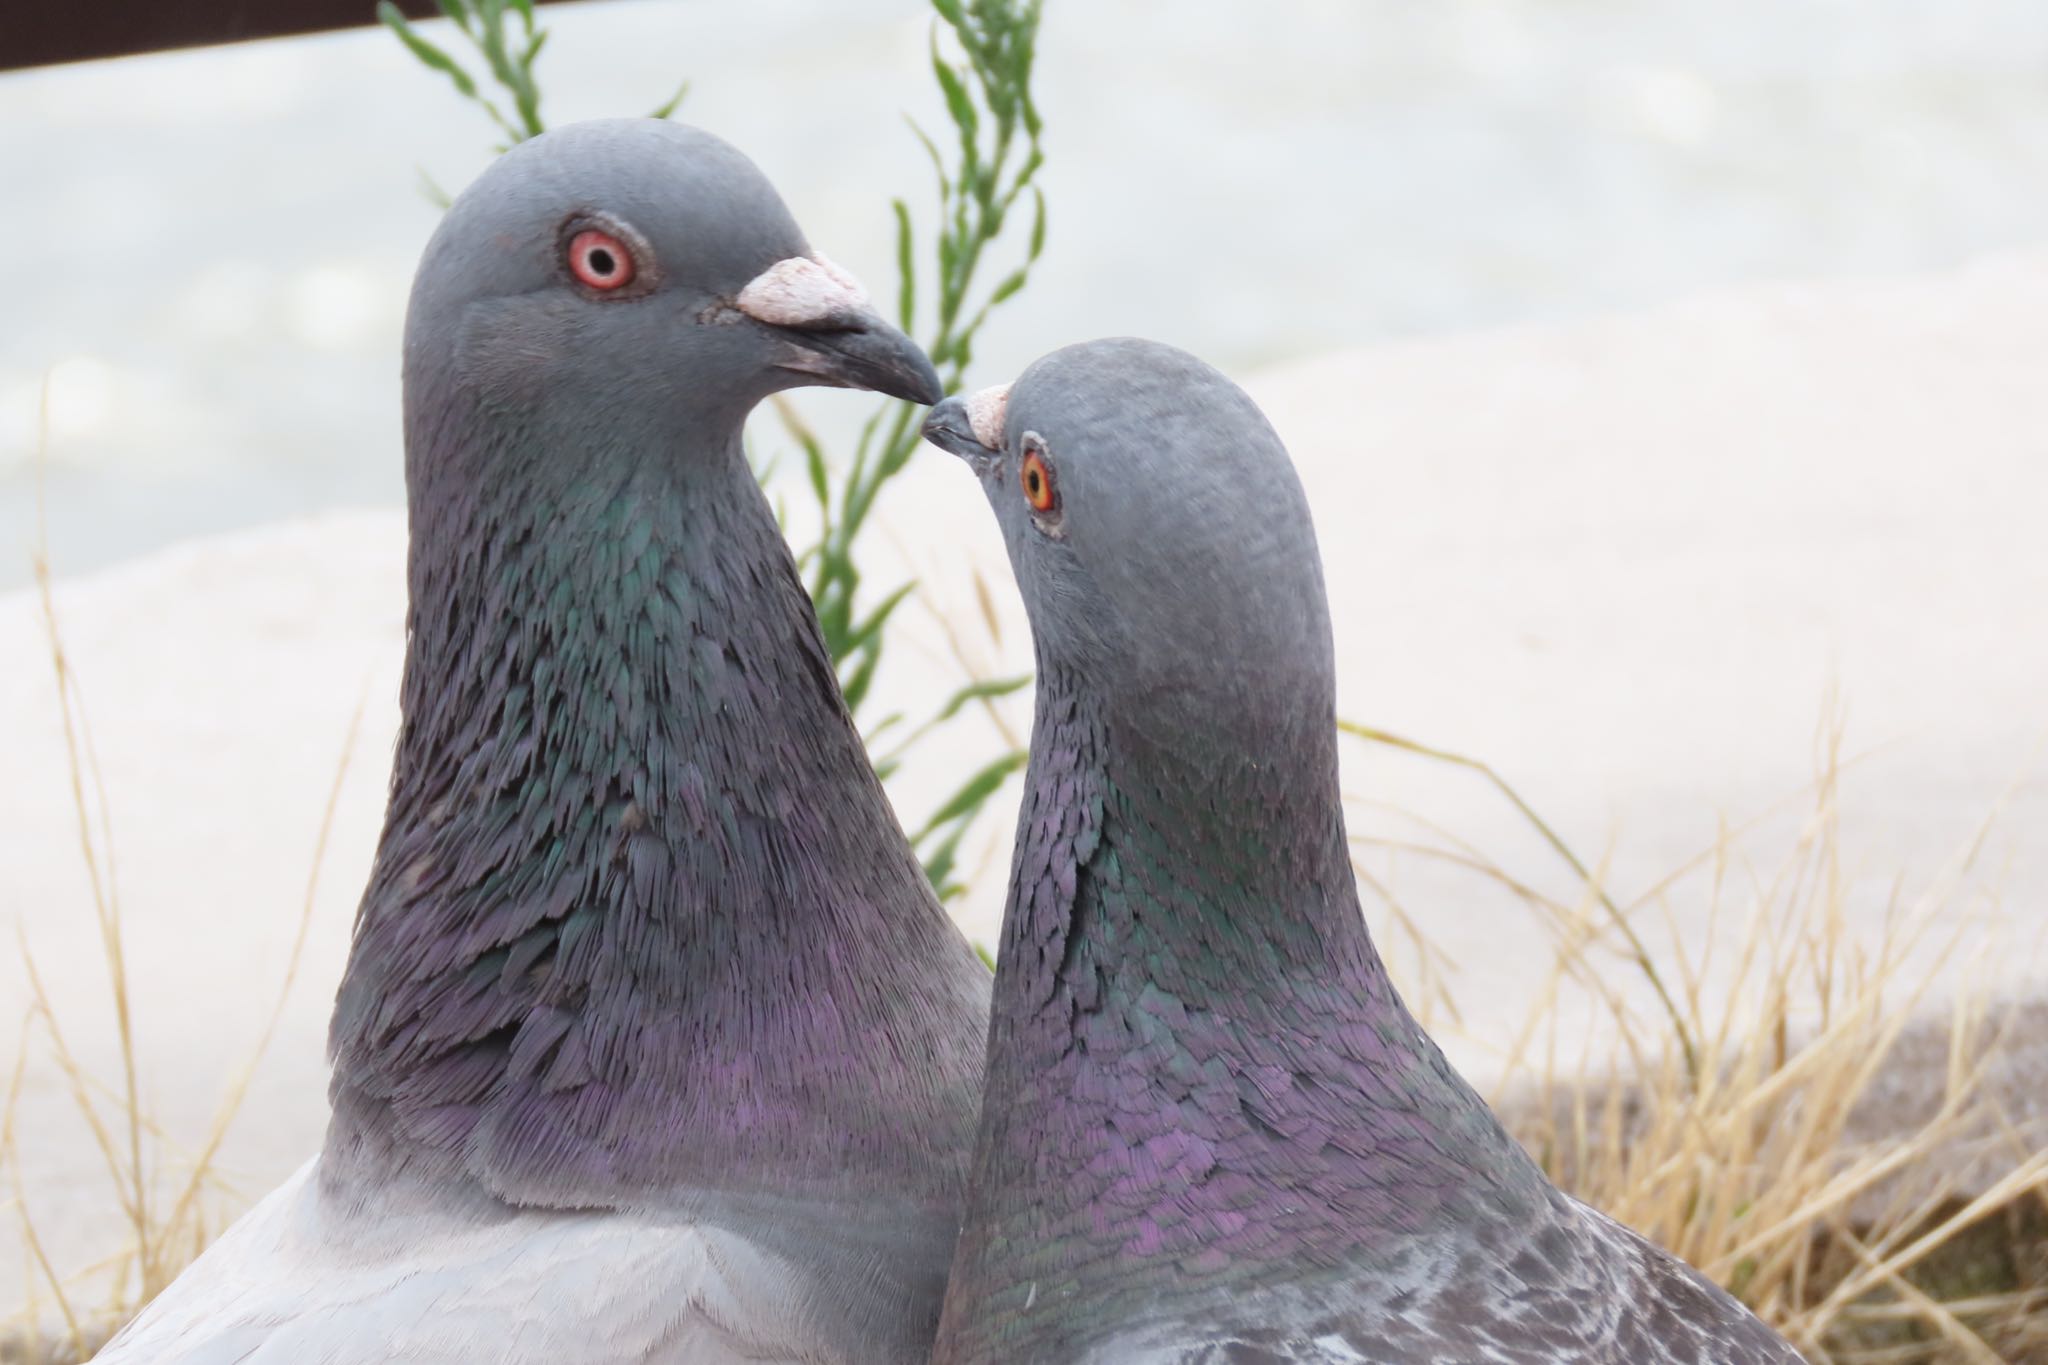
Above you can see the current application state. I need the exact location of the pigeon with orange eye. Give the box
[920,339,1808,1365]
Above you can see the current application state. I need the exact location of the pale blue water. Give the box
[3,0,2048,587]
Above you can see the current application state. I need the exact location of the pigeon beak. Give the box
[920,396,987,461]
[773,313,943,406]
[921,385,1009,466]
[737,253,943,406]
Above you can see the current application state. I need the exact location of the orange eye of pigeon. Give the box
[1020,449,1057,513]
[568,229,635,291]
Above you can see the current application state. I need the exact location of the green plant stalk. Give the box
[786,2,1047,890]
[378,0,679,146]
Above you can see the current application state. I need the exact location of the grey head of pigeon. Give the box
[325,118,987,1298]
[919,339,1804,1364]
[401,116,938,487]
[923,338,1331,750]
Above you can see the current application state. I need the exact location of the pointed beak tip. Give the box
[901,351,945,408]
[766,311,941,406]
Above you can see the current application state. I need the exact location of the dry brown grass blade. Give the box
[1818,1150,2048,1327]
[1338,719,1700,1079]
[1832,1226,2004,1365]
[971,564,1004,648]
[30,376,152,1301]
[892,579,1024,755]
[150,682,370,1282]
[10,697,372,1336]
[9,376,378,1347]
[4,1017,84,1359]
[1346,852,1464,1030]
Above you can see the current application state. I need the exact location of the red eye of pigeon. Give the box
[567,229,635,291]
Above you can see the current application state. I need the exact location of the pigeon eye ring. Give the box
[559,213,656,296]
[568,230,633,290]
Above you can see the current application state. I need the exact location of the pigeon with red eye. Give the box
[96,120,987,1365]
[919,339,1805,1364]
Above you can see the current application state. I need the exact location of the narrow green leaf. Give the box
[904,116,951,198]
[804,441,830,511]
[892,198,917,332]
[933,673,1031,723]
[414,165,453,208]
[514,81,544,138]
[839,648,883,715]
[844,581,917,655]
[1013,145,1045,193]
[648,79,689,121]
[921,825,967,899]
[931,46,980,145]
[984,264,1029,309]
[914,751,1026,841]
[818,571,859,656]
[380,4,479,99]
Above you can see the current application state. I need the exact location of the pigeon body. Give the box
[99,119,988,1364]
[919,339,1803,1365]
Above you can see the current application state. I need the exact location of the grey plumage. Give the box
[920,338,1804,1365]
[98,120,987,1364]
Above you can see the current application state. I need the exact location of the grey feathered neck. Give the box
[934,641,1552,1359]
[324,352,984,1214]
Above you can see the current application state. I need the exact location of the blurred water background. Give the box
[5,0,2048,586]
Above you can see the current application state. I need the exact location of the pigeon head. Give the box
[924,337,1333,727]
[406,118,939,456]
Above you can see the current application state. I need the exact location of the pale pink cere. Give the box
[733,252,873,326]
[964,383,1010,449]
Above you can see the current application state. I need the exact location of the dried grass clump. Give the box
[1,393,356,1363]
[1349,724,2048,1363]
